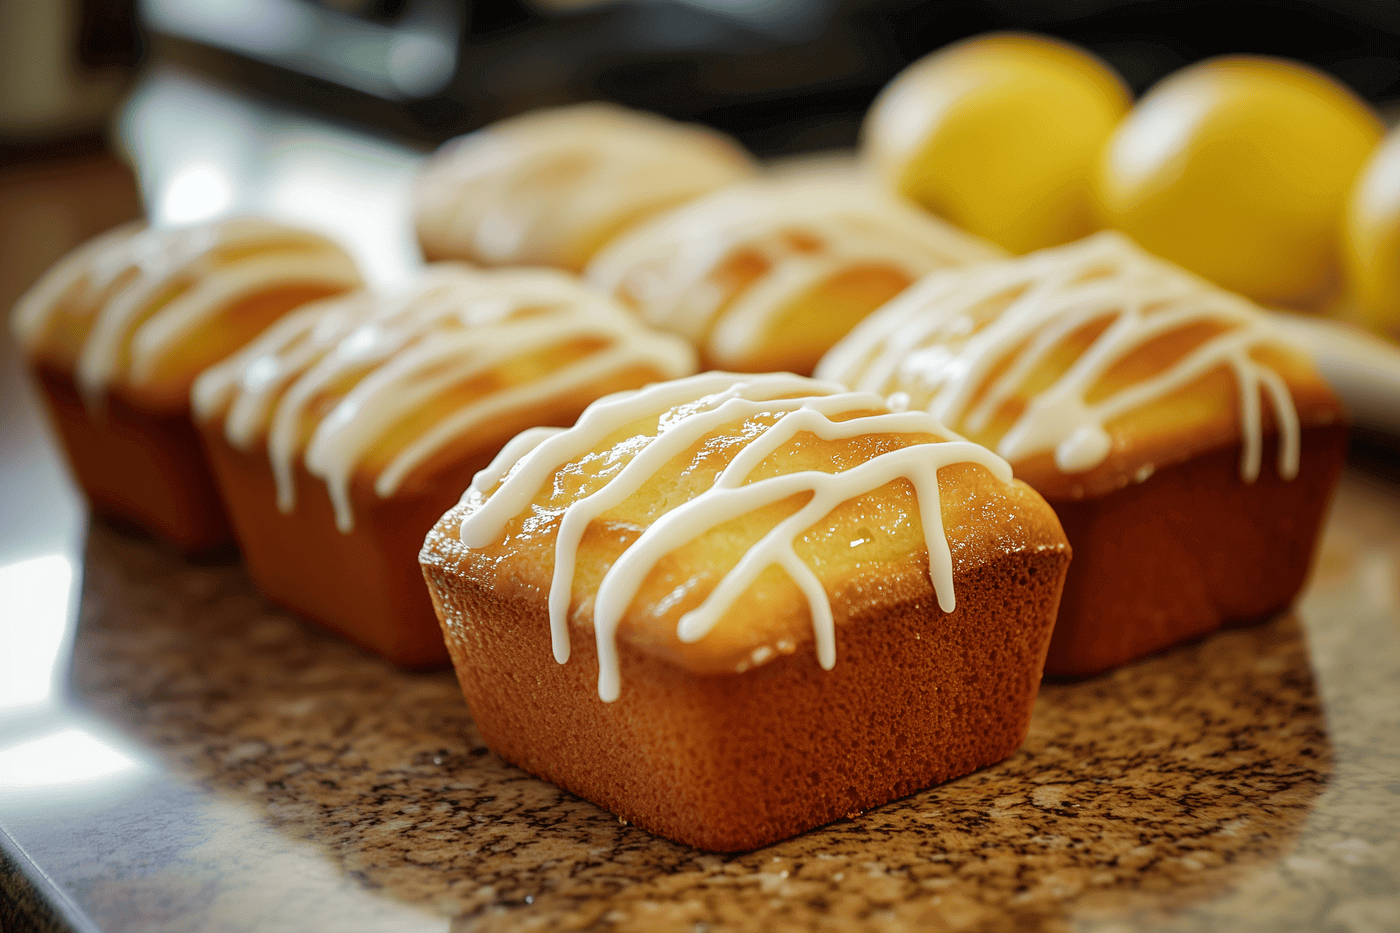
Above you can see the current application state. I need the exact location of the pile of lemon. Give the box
[861,33,1400,339]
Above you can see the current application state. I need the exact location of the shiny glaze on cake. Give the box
[195,263,698,532]
[585,171,1002,374]
[12,218,362,411]
[817,232,1344,499]
[447,373,1065,700]
[414,103,757,271]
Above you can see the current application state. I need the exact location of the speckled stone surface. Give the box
[4,467,1399,932]
[1,831,86,933]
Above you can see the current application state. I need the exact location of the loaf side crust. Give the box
[199,424,468,668]
[423,544,1070,851]
[427,462,1069,675]
[1043,422,1348,677]
[35,365,232,551]
[196,356,683,669]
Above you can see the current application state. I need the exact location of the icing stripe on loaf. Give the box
[11,218,362,406]
[415,103,756,267]
[584,173,1003,365]
[458,372,1013,701]
[817,231,1304,482]
[194,264,698,533]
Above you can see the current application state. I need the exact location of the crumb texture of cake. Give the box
[585,170,1002,376]
[422,372,1070,850]
[196,263,697,668]
[10,217,362,549]
[414,103,757,271]
[818,231,1348,675]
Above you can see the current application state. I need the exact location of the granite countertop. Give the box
[0,461,1395,932]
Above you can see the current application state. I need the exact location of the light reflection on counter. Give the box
[0,68,461,931]
[0,339,156,853]
[0,727,141,791]
[0,554,74,714]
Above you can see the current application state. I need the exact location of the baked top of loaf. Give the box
[413,103,757,270]
[10,218,362,412]
[194,263,698,533]
[422,372,1068,700]
[816,232,1345,499]
[584,170,1003,372]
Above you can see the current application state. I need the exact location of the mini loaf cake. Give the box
[818,231,1348,676]
[195,264,697,668]
[420,372,1071,850]
[585,171,1002,376]
[414,103,757,271]
[10,218,362,550]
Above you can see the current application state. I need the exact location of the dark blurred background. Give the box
[3,0,1400,159]
[3,0,1400,312]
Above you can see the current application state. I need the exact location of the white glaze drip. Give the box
[457,373,1013,702]
[584,173,1002,365]
[11,222,143,345]
[817,232,1305,482]
[194,264,698,532]
[192,292,379,450]
[10,218,361,408]
[415,103,756,267]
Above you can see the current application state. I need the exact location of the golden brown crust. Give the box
[586,173,1001,377]
[1009,350,1345,500]
[188,262,697,668]
[414,369,1069,840]
[33,365,232,552]
[200,425,464,668]
[816,231,1348,499]
[12,220,362,550]
[429,457,1068,675]
[420,374,1073,847]
[1043,423,1348,677]
[816,234,1351,676]
[378,363,684,501]
[197,359,686,669]
[13,219,361,412]
[413,104,757,271]
[424,545,1070,852]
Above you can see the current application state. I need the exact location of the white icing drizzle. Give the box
[192,291,380,450]
[584,173,1002,365]
[457,372,1013,702]
[816,231,1305,482]
[11,221,143,345]
[414,103,757,267]
[10,218,362,407]
[194,264,698,533]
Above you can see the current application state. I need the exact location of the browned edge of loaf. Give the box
[1043,422,1350,679]
[192,360,678,669]
[33,364,232,552]
[196,424,479,670]
[421,545,1071,852]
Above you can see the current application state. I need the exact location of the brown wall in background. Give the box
[0,153,141,314]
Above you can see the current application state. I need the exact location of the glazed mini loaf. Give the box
[818,231,1348,676]
[414,103,757,271]
[10,218,362,550]
[585,170,1002,376]
[195,263,697,668]
[421,373,1071,850]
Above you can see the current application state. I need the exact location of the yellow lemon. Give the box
[1344,126,1400,338]
[1094,56,1382,310]
[862,32,1130,255]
